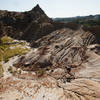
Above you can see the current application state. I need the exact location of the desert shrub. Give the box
[8,66,13,73]
[37,69,46,77]
[8,66,18,75]
[0,50,3,62]
[0,64,4,77]
[1,36,13,44]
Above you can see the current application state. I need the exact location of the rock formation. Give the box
[0,4,79,42]
[14,28,96,76]
[0,4,52,39]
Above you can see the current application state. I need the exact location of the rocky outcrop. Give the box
[83,26,100,44]
[15,28,95,69]
[0,28,100,100]
[0,4,53,40]
[0,4,80,42]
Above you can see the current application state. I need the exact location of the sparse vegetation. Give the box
[1,36,13,44]
[0,36,30,76]
[3,47,29,62]
[0,50,3,62]
[8,66,22,75]
[37,69,46,77]
[54,15,100,26]
[8,66,18,75]
[0,36,30,62]
[0,64,4,77]
[8,66,13,73]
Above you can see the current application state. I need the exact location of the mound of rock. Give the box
[14,28,96,78]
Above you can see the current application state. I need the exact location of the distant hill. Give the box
[53,15,100,26]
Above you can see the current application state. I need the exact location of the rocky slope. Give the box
[15,28,96,71]
[0,28,99,100]
[0,4,79,42]
[0,4,53,40]
[0,37,100,100]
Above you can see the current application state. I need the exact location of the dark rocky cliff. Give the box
[0,5,53,40]
[0,4,79,41]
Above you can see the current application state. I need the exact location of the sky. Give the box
[0,0,100,18]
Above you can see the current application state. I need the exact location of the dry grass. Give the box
[0,64,4,77]
[0,36,30,76]
[1,35,13,43]
[0,36,30,62]
[3,47,29,62]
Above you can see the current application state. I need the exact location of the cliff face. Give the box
[0,4,80,42]
[0,4,54,40]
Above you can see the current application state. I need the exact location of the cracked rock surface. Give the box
[0,28,100,100]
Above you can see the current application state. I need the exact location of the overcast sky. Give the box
[0,0,100,18]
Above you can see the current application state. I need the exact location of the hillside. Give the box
[54,15,100,25]
[0,4,54,40]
